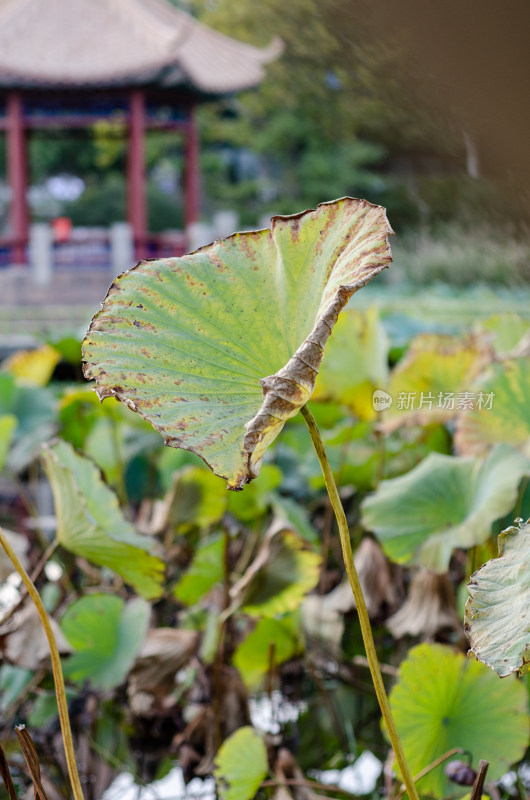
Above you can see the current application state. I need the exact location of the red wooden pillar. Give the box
[6,92,28,265]
[184,103,200,227]
[127,89,147,260]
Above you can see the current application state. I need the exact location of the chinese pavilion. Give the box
[0,0,280,264]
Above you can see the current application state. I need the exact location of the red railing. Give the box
[0,229,190,270]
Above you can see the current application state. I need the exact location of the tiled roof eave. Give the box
[0,0,282,95]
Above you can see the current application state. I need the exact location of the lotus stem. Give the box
[301,405,419,800]
[0,525,84,800]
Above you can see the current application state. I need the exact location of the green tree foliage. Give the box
[188,0,461,225]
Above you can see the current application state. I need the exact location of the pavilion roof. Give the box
[0,0,281,94]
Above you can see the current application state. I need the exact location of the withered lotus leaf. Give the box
[466,518,530,677]
[82,198,392,489]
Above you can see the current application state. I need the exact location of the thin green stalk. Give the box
[301,405,419,800]
[0,526,84,800]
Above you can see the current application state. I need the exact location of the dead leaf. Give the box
[15,725,48,800]
[174,666,251,778]
[302,538,398,648]
[274,749,327,800]
[387,569,459,639]
[0,605,72,670]
[0,743,17,800]
[128,628,199,716]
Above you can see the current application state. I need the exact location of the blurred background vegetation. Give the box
[1,0,529,287]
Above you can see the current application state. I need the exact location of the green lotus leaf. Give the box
[390,643,529,798]
[41,439,165,599]
[233,614,303,688]
[0,665,34,712]
[60,594,149,691]
[173,535,225,606]
[382,333,489,429]
[0,372,57,472]
[455,357,530,456]
[466,518,530,677]
[234,529,321,617]
[28,688,78,729]
[312,306,389,420]
[361,444,529,571]
[214,726,268,800]
[83,198,392,489]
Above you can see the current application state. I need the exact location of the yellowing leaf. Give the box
[234,529,321,617]
[383,333,489,430]
[455,357,530,456]
[4,345,61,386]
[83,198,392,489]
